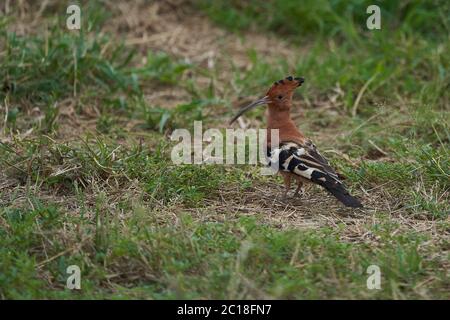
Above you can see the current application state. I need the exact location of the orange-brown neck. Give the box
[266,104,305,146]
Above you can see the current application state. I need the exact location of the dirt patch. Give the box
[181,180,448,246]
[105,0,302,107]
[110,1,298,67]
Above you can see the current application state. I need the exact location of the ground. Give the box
[0,0,449,299]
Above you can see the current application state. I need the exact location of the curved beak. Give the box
[229,96,271,125]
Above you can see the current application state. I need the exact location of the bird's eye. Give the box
[277,95,283,100]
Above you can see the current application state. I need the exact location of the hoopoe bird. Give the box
[230,76,363,208]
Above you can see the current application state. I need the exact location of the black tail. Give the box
[317,179,363,208]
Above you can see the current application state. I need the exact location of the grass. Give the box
[200,0,449,40]
[0,0,449,299]
[1,205,448,299]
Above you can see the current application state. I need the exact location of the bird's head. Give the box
[230,76,304,124]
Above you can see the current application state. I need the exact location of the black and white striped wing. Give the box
[268,141,339,182]
[268,141,362,207]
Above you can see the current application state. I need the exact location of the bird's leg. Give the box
[281,173,291,200]
[293,180,303,198]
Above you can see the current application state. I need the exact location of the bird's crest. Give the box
[229,75,305,125]
[266,76,304,97]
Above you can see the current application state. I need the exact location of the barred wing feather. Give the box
[268,141,362,208]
